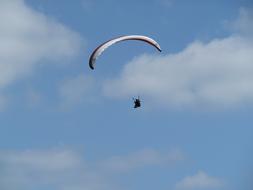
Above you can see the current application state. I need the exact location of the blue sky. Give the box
[0,0,253,190]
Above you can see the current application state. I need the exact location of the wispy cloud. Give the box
[103,8,253,110]
[101,148,184,172]
[0,148,109,190]
[175,171,224,190]
[231,8,253,37]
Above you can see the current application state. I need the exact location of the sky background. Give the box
[0,0,253,190]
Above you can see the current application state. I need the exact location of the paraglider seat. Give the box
[134,99,141,108]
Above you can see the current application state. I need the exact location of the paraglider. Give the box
[89,35,162,70]
[133,96,141,108]
[88,35,162,108]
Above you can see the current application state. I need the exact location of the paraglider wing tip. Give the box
[89,65,94,70]
[89,61,95,70]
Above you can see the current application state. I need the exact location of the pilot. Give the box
[133,97,141,108]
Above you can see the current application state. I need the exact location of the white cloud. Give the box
[101,148,184,172]
[0,0,82,89]
[103,8,253,109]
[0,148,108,190]
[1,149,82,171]
[175,171,224,190]
[59,75,96,109]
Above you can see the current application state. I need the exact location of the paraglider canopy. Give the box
[89,35,162,70]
